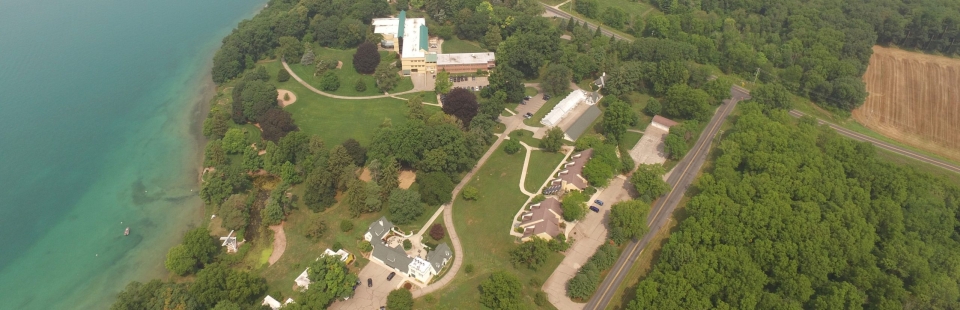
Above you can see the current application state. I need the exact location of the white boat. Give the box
[124,227,130,236]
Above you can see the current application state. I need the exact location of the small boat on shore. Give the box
[124,227,130,236]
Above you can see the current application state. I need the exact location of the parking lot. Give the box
[329,260,412,310]
[516,88,546,119]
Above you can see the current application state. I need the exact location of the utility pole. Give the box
[752,67,760,84]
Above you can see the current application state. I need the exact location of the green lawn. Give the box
[416,143,562,309]
[526,87,540,96]
[285,46,413,97]
[524,90,571,127]
[259,60,411,145]
[509,129,541,147]
[398,91,439,104]
[620,131,643,149]
[524,151,568,193]
[441,38,487,53]
[622,91,653,130]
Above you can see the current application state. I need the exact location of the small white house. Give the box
[295,268,311,290]
[262,295,281,310]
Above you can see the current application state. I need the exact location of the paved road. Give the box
[585,87,749,310]
[541,4,630,41]
[787,110,960,174]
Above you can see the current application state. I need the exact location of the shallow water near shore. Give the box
[0,0,265,308]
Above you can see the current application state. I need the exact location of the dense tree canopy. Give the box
[299,256,358,308]
[386,289,413,310]
[257,108,298,142]
[628,103,960,309]
[542,64,573,96]
[415,172,454,206]
[164,227,219,276]
[111,280,197,310]
[190,263,266,308]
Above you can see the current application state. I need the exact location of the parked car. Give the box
[543,94,551,100]
[367,278,373,287]
[387,272,396,281]
[594,199,604,206]
[353,280,361,290]
[590,206,600,213]
[524,112,533,119]
[524,96,532,100]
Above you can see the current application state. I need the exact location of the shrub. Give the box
[332,241,343,251]
[358,240,373,252]
[402,239,412,250]
[355,78,367,92]
[320,71,340,91]
[644,98,662,116]
[534,291,549,306]
[305,217,327,240]
[465,264,475,274]
[386,289,413,310]
[277,68,290,82]
[429,224,445,240]
[504,139,522,154]
[340,220,354,232]
[462,186,479,201]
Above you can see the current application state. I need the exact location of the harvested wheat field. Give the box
[853,46,960,162]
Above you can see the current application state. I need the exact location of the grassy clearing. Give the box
[441,38,487,53]
[540,0,567,5]
[258,60,411,145]
[622,91,653,130]
[524,90,571,127]
[416,143,562,309]
[525,87,540,96]
[524,150,568,193]
[285,46,413,96]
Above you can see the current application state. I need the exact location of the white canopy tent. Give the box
[541,90,587,127]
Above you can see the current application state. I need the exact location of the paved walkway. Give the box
[517,141,540,196]
[282,60,424,99]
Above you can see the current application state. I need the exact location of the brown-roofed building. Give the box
[519,197,564,241]
[651,115,678,131]
[554,149,593,192]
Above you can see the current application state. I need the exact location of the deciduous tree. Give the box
[541,127,565,152]
[258,108,299,142]
[542,64,573,96]
[442,88,479,127]
[631,164,669,202]
[387,289,413,310]
[480,271,524,309]
[352,42,381,74]
[388,189,424,224]
[609,200,650,244]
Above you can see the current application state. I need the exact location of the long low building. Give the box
[437,52,496,73]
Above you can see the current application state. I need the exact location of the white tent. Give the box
[541,90,586,127]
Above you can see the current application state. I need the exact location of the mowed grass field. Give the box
[525,150,568,193]
[416,144,561,309]
[259,60,415,145]
[441,38,487,53]
[853,46,960,162]
[285,46,414,96]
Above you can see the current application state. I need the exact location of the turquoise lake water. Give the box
[0,0,265,308]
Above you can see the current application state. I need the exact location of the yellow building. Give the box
[372,11,436,74]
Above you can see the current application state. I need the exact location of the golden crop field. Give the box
[853,46,960,162]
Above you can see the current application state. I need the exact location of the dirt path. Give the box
[277,89,297,107]
[267,224,286,266]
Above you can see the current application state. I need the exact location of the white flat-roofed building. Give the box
[437,52,496,73]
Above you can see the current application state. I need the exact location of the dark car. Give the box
[594,199,604,206]
[353,280,361,290]
[367,278,373,287]
[524,95,532,100]
[387,272,396,281]
[590,206,600,213]
[543,94,551,100]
